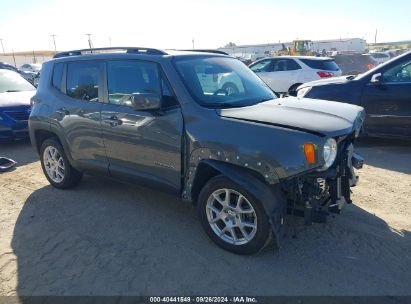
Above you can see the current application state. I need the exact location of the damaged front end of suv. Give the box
[282,130,364,226]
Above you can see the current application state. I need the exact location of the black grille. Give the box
[4,110,30,121]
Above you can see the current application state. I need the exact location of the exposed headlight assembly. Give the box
[296,86,311,98]
[319,138,337,171]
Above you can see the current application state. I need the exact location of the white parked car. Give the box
[248,56,342,94]
[369,52,391,64]
[19,63,42,73]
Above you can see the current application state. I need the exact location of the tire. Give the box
[288,83,302,96]
[221,82,239,95]
[197,175,271,255]
[40,137,82,189]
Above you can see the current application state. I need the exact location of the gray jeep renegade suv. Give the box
[29,47,365,254]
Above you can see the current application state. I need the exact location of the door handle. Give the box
[103,115,122,127]
[55,107,70,116]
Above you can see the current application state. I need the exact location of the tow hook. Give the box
[352,153,364,169]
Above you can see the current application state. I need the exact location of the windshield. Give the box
[0,70,36,93]
[174,56,276,108]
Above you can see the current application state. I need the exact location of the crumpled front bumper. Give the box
[284,135,364,224]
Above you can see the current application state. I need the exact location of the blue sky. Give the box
[0,0,410,51]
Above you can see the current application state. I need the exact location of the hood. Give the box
[299,75,354,89]
[0,91,34,108]
[217,97,364,137]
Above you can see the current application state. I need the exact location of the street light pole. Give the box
[0,39,5,55]
[50,34,57,53]
[85,34,93,49]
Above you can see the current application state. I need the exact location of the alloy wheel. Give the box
[206,188,257,245]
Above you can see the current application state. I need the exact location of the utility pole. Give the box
[109,36,111,47]
[11,50,16,67]
[0,38,5,55]
[374,29,378,44]
[50,34,57,53]
[85,33,93,49]
[192,37,195,49]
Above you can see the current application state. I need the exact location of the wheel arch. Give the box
[190,159,286,245]
[288,83,303,96]
[33,128,75,166]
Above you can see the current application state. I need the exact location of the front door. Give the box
[361,56,411,138]
[101,60,183,194]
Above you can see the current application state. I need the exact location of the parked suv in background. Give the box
[249,56,342,95]
[29,47,364,254]
[369,52,391,64]
[332,54,379,75]
[297,51,411,139]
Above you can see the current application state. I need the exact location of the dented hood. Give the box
[217,97,364,137]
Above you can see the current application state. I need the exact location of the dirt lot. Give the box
[0,138,410,296]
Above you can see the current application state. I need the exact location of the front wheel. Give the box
[197,175,271,254]
[40,137,82,189]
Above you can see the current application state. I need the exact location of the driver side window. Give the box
[382,59,411,83]
[107,60,160,107]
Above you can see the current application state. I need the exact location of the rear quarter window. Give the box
[300,59,340,71]
[52,63,64,91]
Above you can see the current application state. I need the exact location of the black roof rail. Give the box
[53,47,167,58]
[178,49,229,55]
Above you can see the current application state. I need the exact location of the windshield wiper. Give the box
[5,90,23,92]
[346,75,356,80]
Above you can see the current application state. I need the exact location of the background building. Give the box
[219,38,367,59]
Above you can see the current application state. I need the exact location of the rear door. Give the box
[269,58,302,93]
[361,56,411,138]
[50,60,108,174]
[101,59,184,194]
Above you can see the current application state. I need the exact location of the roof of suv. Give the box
[253,56,334,62]
[53,47,229,60]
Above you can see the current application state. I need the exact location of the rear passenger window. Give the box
[107,60,160,107]
[52,63,64,91]
[300,59,340,71]
[66,61,100,101]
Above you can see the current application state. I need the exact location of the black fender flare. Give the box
[194,159,287,245]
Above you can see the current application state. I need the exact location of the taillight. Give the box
[366,64,375,70]
[30,97,39,108]
[317,71,334,78]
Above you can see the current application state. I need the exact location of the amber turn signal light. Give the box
[304,143,316,164]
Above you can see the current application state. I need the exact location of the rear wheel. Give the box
[40,138,82,189]
[221,82,239,95]
[197,175,271,254]
[288,83,302,96]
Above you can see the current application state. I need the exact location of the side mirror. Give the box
[131,92,161,111]
[370,73,382,84]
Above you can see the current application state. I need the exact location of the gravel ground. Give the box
[0,138,410,296]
